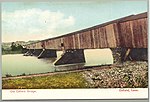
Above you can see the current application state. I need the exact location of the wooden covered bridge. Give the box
[24,12,147,65]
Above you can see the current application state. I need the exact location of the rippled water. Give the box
[2,49,113,77]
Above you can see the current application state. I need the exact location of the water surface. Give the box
[2,49,113,77]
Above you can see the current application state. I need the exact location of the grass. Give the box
[2,72,90,89]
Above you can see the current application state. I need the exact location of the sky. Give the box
[2,0,147,42]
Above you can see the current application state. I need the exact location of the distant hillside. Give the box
[2,40,40,50]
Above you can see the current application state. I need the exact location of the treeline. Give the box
[10,42,23,51]
[2,42,24,55]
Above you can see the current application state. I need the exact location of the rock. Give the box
[83,61,148,88]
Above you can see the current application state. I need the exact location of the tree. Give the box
[16,44,23,51]
[11,42,23,51]
[2,46,4,51]
[11,42,17,51]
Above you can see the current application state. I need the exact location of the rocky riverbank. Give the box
[82,61,148,88]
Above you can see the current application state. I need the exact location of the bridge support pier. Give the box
[33,49,43,56]
[38,49,57,59]
[54,49,85,65]
[111,48,148,64]
[24,49,34,56]
[124,48,147,61]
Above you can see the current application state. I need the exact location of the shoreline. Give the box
[2,64,113,80]
[2,61,148,88]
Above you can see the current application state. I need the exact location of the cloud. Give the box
[2,8,75,42]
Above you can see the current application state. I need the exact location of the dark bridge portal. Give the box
[24,12,147,65]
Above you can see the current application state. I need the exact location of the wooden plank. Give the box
[132,19,143,48]
[137,19,144,48]
[89,30,94,49]
[78,30,92,49]
[129,21,135,48]
[119,22,127,47]
[113,23,120,47]
[122,21,134,47]
[79,32,83,48]
[139,18,147,48]
[98,27,103,48]
[55,38,61,50]
[72,34,76,49]
[63,35,74,49]
[91,29,96,48]
[77,33,81,49]
[99,27,108,48]
[74,33,79,49]
[88,30,92,48]
[94,28,100,48]
[81,32,86,48]
[82,32,86,49]
[47,40,53,49]
[85,30,92,48]
[105,24,116,48]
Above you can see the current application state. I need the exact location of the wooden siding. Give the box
[44,38,61,50]
[119,18,147,48]
[26,12,147,50]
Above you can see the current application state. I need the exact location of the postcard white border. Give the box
[1,0,149,101]
[2,88,148,100]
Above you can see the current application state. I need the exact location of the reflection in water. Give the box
[2,49,113,77]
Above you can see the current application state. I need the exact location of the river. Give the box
[2,49,113,77]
